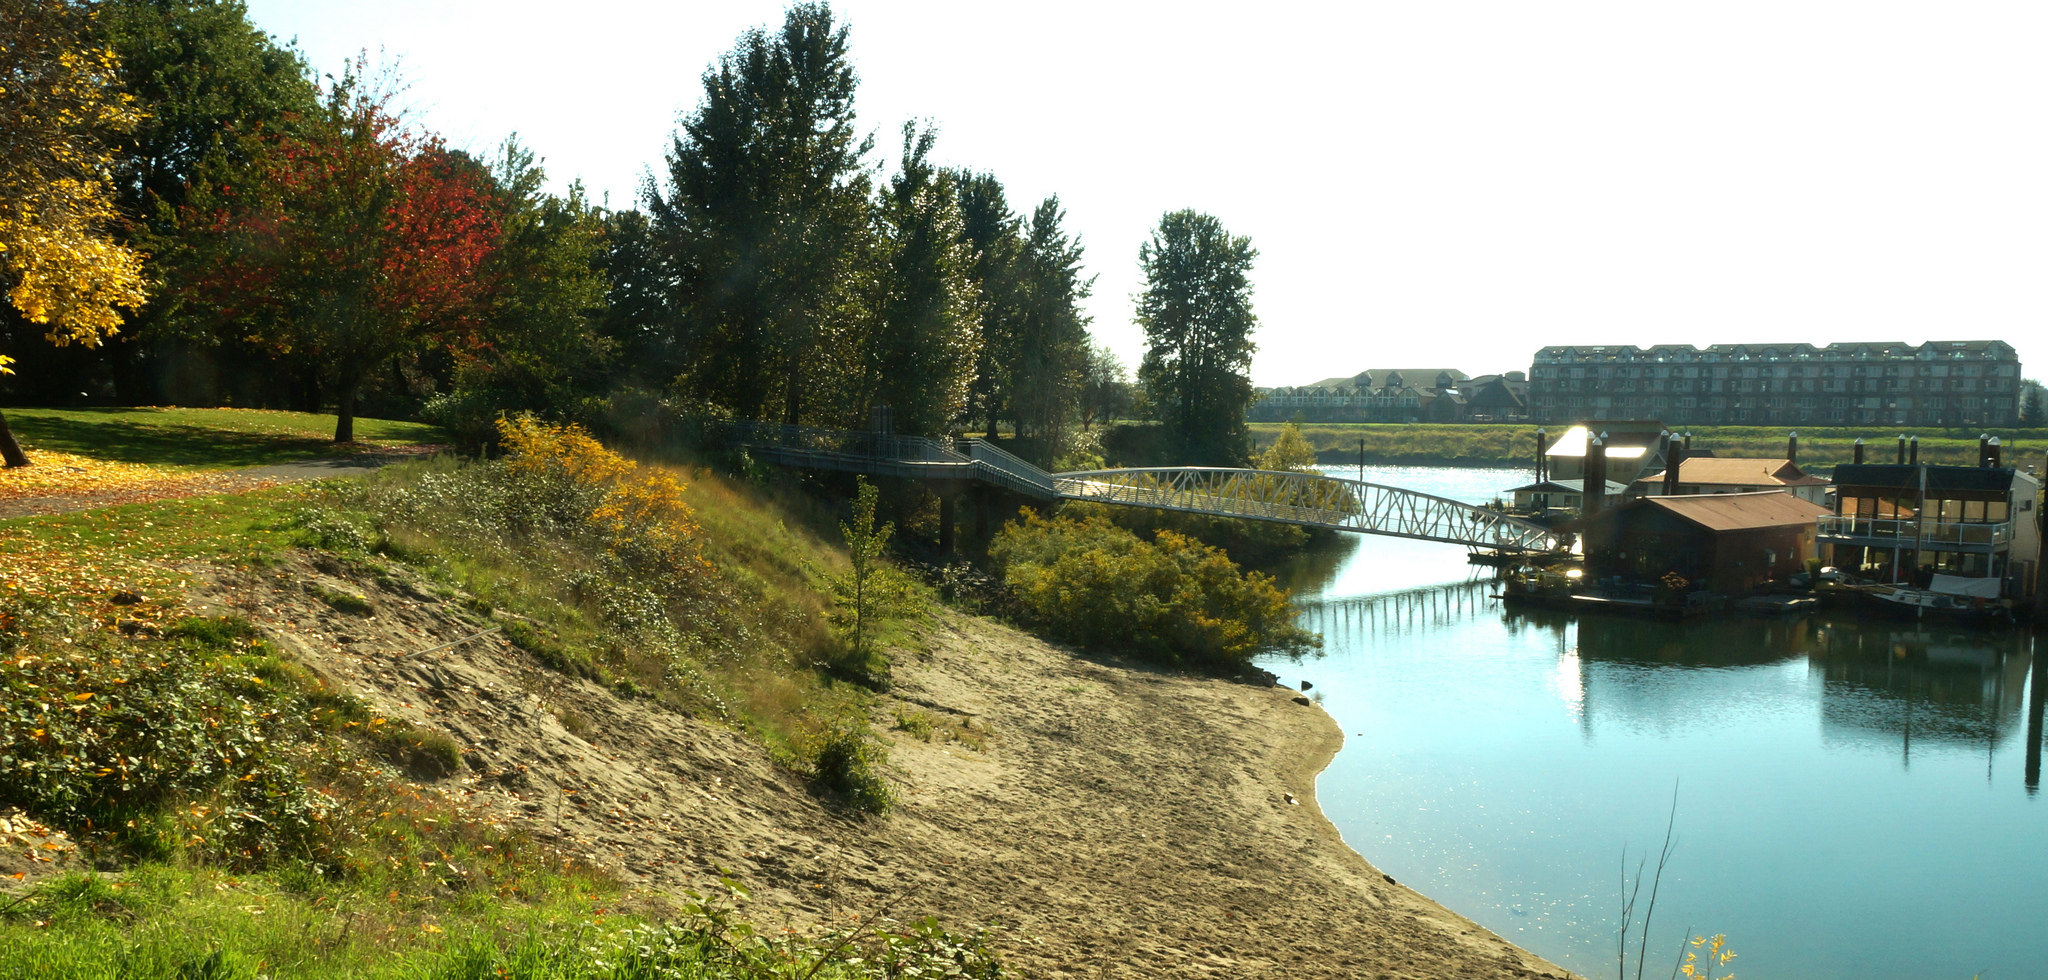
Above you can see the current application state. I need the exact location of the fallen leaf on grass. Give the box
[0,452,184,500]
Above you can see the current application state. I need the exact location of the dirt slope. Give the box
[190,556,1573,980]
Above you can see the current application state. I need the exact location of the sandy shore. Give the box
[870,612,1574,979]
[202,560,1575,979]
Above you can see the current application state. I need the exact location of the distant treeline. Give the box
[1246,422,2047,475]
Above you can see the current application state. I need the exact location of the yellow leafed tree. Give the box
[0,0,149,467]
[1255,420,1319,473]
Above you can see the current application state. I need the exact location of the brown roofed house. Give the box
[1581,491,1832,594]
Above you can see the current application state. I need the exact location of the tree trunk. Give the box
[334,383,357,444]
[782,344,805,427]
[0,410,30,468]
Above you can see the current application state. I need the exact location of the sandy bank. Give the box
[199,560,1573,979]
[872,612,1573,978]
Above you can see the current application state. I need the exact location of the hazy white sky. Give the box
[241,0,2046,387]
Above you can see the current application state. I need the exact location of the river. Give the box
[1259,464,2045,980]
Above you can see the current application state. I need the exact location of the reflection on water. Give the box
[1298,577,1497,640]
[1260,465,2046,980]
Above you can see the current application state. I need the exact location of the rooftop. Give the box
[1508,480,1633,495]
[1831,464,2019,494]
[1636,458,1829,488]
[1299,368,1471,390]
[1640,491,1832,532]
[1532,340,2017,364]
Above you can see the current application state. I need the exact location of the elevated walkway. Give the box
[722,422,1554,552]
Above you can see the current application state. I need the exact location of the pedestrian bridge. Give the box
[722,422,1555,553]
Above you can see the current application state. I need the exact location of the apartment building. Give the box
[1526,341,2022,427]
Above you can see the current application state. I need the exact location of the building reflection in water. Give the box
[1300,579,2045,796]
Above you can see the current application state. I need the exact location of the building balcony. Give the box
[1815,516,2013,553]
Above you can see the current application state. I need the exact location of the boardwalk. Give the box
[723,422,1555,553]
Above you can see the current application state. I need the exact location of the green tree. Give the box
[865,124,980,435]
[648,2,873,426]
[91,0,318,405]
[2021,379,2045,428]
[451,137,613,420]
[1078,340,1132,430]
[600,208,677,387]
[1135,209,1259,465]
[1007,196,1092,459]
[839,477,895,668]
[952,169,1025,435]
[948,174,1093,461]
[102,0,316,220]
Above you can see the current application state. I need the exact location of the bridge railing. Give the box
[964,439,1059,497]
[1057,467,1553,552]
[718,421,1551,551]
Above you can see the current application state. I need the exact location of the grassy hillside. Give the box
[1248,421,2047,473]
[0,417,993,978]
[3,406,445,469]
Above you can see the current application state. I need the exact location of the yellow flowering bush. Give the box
[494,416,705,576]
[989,509,1318,667]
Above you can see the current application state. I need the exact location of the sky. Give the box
[240,0,2048,388]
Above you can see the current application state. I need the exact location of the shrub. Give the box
[0,614,340,867]
[372,722,464,780]
[988,509,1319,668]
[496,415,708,580]
[811,725,893,814]
[1063,501,1309,567]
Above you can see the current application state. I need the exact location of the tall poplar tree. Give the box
[953,170,1025,435]
[865,124,980,435]
[648,2,872,425]
[1009,196,1092,458]
[950,174,1092,461]
[1135,209,1259,466]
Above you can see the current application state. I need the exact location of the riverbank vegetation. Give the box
[1246,421,2044,472]
[0,409,1006,973]
[988,508,1318,669]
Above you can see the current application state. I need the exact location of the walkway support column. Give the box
[940,492,957,556]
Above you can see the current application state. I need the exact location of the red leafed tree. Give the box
[182,60,498,442]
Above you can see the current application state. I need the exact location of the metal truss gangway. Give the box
[722,422,1555,553]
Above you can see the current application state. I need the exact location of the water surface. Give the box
[1261,465,2044,980]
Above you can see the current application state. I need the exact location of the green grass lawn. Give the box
[2,407,446,470]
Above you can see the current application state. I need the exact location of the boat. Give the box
[1857,585,2014,626]
[1734,594,1821,616]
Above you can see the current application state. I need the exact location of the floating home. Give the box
[1580,491,1830,594]
[1818,437,2042,599]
